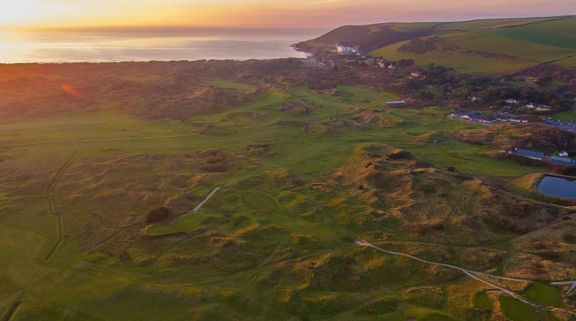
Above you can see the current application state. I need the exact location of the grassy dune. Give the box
[0,82,573,321]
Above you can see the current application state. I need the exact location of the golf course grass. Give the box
[0,82,571,321]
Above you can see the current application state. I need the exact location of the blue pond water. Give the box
[537,175,576,199]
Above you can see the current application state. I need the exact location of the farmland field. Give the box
[365,16,576,73]
[370,40,533,74]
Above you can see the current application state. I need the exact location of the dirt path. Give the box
[44,151,77,261]
[0,300,21,321]
[356,240,546,310]
[192,187,221,214]
[552,281,576,297]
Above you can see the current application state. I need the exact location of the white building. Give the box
[526,103,551,112]
[409,72,422,79]
[336,45,359,55]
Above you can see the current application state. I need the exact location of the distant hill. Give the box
[297,16,576,74]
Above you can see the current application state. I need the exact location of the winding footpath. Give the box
[356,240,576,311]
[44,151,77,261]
[192,187,221,214]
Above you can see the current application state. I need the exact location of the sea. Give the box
[0,27,324,63]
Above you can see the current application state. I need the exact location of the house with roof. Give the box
[336,45,359,55]
[495,112,529,123]
[449,111,495,124]
[545,119,576,133]
[510,148,545,160]
[385,100,407,107]
[525,103,551,112]
[409,71,422,79]
[548,156,576,166]
[510,148,576,165]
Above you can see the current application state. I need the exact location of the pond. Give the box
[537,175,576,199]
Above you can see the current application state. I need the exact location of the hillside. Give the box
[297,16,576,74]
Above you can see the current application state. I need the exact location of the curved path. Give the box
[44,151,77,261]
[192,187,221,214]
[356,240,576,310]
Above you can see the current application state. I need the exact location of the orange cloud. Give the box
[4,0,576,29]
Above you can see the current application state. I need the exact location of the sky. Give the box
[1,0,575,30]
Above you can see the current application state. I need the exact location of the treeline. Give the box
[398,63,575,111]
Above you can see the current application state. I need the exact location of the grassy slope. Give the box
[0,82,564,321]
[371,39,533,74]
[549,108,576,121]
[432,17,558,31]
[555,55,576,68]
[371,16,576,74]
[440,30,575,62]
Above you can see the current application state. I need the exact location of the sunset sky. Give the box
[1,0,575,29]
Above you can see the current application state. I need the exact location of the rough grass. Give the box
[0,83,562,321]
[499,296,558,321]
[200,79,259,93]
[472,291,492,311]
[521,282,562,307]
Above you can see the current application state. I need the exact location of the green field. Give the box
[369,16,576,73]
[371,39,533,74]
[555,55,576,68]
[500,296,558,321]
[0,81,572,321]
[549,110,576,121]
[432,17,557,32]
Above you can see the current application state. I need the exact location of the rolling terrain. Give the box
[0,61,575,321]
[298,16,576,74]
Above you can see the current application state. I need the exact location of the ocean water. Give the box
[0,28,323,63]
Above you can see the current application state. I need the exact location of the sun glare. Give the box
[0,2,77,27]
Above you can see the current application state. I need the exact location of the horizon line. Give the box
[3,13,574,33]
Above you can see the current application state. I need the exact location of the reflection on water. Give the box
[537,175,576,199]
[0,28,322,63]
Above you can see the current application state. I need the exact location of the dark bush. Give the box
[146,207,172,223]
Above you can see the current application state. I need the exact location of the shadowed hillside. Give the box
[298,16,576,74]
